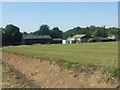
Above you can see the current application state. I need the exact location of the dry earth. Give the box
[2,62,36,88]
[2,51,118,88]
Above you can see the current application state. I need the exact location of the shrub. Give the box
[87,38,95,43]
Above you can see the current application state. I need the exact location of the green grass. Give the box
[3,42,118,68]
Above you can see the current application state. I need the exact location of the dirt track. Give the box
[2,51,118,88]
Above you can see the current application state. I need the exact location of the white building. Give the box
[62,40,72,44]
[67,34,90,43]
[108,35,117,39]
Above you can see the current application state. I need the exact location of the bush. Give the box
[87,38,95,43]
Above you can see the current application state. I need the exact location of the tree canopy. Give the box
[50,27,63,38]
[24,25,120,39]
[2,24,22,46]
[34,24,50,35]
[92,27,108,37]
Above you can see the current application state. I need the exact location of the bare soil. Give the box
[2,51,118,88]
[2,62,37,88]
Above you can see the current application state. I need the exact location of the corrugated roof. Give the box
[23,35,52,39]
[73,34,86,38]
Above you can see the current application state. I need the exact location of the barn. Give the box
[52,38,62,44]
[22,35,53,45]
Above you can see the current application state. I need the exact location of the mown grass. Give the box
[3,42,118,68]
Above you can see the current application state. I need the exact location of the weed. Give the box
[106,68,120,80]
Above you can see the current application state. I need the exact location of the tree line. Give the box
[1,24,120,46]
[63,26,120,39]
[26,24,63,39]
[23,25,120,39]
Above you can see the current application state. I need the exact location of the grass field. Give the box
[3,42,118,68]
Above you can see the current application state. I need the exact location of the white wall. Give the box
[62,40,66,44]
[62,40,72,44]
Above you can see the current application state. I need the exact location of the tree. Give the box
[89,25,95,31]
[50,27,63,38]
[2,24,22,46]
[23,31,28,36]
[33,24,50,35]
[29,32,37,35]
[63,27,82,39]
[92,27,108,37]
[38,24,50,35]
[108,27,118,35]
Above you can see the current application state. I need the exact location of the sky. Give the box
[1,2,118,32]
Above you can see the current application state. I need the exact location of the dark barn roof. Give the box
[23,35,52,39]
[53,38,62,41]
[100,38,116,42]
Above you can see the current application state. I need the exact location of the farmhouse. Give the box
[67,34,91,43]
[22,35,53,45]
[108,34,118,40]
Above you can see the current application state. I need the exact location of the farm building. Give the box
[100,38,116,42]
[52,38,62,44]
[93,36,117,42]
[93,36,103,42]
[22,35,53,45]
[67,34,91,43]
[108,35,118,40]
[62,40,72,44]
